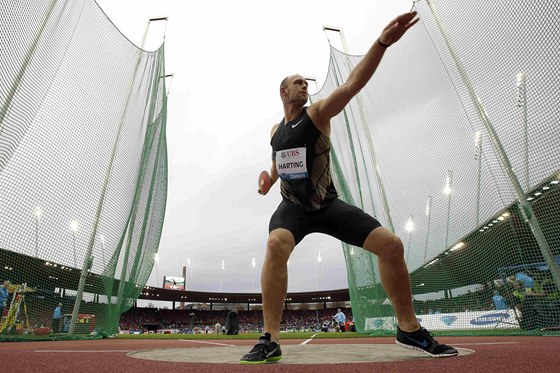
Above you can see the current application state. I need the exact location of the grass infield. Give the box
[116,331,374,340]
[114,328,543,340]
[0,328,548,342]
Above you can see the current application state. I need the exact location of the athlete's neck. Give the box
[283,105,305,124]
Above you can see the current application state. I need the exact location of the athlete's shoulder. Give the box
[270,123,280,139]
[305,101,330,135]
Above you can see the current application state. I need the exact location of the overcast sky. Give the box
[94,0,413,298]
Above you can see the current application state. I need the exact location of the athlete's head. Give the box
[280,74,308,106]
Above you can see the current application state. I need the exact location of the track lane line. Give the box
[301,333,317,345]
[179,339,236,347]
[454,342,519,346]
[35,350,132,353]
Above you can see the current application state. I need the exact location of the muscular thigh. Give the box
[269,199,309,245]
[270,198,381,247]
[310,198,381,247]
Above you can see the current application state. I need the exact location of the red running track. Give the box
[0,336,559,373]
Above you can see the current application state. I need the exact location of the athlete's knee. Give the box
[379,234,404,261]
[364,229,404,260]
[266,230,295,262]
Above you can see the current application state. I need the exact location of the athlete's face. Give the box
[283,75,308,105]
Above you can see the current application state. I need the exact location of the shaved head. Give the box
[280,74,303,89]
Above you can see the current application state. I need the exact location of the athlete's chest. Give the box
[272,118,316,151]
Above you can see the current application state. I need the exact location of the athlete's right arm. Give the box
[268,123,280,186]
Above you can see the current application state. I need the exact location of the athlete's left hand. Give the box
[379,11,419,46]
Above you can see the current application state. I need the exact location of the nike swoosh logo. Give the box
[404,335,428,348]
[291,119,303,128]
[266,347,279,357]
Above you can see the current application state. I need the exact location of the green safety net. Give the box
[0,0,168,339]
[311,0,560,336]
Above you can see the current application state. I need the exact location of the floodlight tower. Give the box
[69,220,79,267]
[516,72,529,191]
[154,253,160,286]
[474,131,482,226]
[423,196,432,263]
[99,234,106,268]
[443,170,453,250]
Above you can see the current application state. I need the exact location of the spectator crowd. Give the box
[119,307,354,334]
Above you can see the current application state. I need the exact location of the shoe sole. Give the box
[396,341,458,358]
[240,356,282,365]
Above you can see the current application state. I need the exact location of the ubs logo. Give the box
[280,149,300,159]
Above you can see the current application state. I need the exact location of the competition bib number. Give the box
[276,147,308,180]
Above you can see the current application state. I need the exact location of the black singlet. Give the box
[270,107,338,211]
[268,107,382,246]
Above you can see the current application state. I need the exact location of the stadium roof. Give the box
[0,247,349,305]
[1,174,558,305]
[409,173,560,295]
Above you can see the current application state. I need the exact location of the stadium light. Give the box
[405,216,414,232]
[424,258,439,269]
[450,242,465,252]
[405,215,414,264]
[443,170,453,195]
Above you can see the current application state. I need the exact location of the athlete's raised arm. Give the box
[308,11,418,133]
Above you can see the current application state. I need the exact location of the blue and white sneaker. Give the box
[396,326,458,357]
